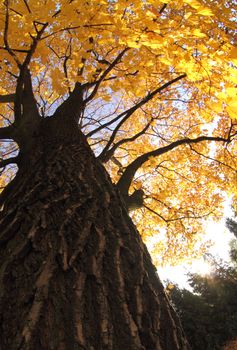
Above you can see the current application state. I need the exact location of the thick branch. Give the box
[97,74,186,160]
[117,135,227,196]
[0,125,14,140]
[0,94,15,104]
[3,70,41,150]
[53,82,85,123]
[21,69,40,121]
[0,156,18,168]
[14,22,48,121]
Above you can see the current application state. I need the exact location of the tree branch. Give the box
[0,156,18,168]
[144,204,168,222]
[23,0,31,13]
[144,204,214,223]
[53,82,85,123]
[14,22,48,121]
[87,74,186,139]
[189,145,237,172]
[0,46,29,53]
[99,118,154,163]
[97,74,186,160]
[0,125,14,140]
[21,69,40,122]
[0,94,15,104]
[4,0,21,67]
[159,4,168,14]
[84,48,130,104]
[117,135,228,196]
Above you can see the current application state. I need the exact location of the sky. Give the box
[157,199,235,289]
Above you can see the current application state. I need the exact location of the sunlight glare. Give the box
[190,258,212,276]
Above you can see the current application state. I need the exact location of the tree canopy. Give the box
[0,0,237,264]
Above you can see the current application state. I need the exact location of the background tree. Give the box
[0,0,236,349]
[170,218,237,350]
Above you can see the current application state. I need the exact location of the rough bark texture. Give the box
[0,116,190,349]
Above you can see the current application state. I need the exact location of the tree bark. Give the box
[0,116,190,350]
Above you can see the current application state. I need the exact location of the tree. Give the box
[0,0,236,348]
[170,219,237,350]
[169,286,216,350]
[171,267,237,349]
[170,259,237,349]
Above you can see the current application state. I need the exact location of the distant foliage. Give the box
[170,219,237,349]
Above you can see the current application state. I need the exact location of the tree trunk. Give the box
[0,116,189,350]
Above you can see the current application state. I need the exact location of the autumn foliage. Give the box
[0,0,237,265]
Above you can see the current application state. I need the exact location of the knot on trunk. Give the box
[125,189,144,212]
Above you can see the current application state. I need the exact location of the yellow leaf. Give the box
[226,100,237,120]
[228,47,237,65]
[103,95,111,102]
[183,0,201,10]
[196,7,214,16]
[228,47,237,59]
[127,40,140,48]
[134,181,143,190]
[226,87,237,98]
[192,29,206,38]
